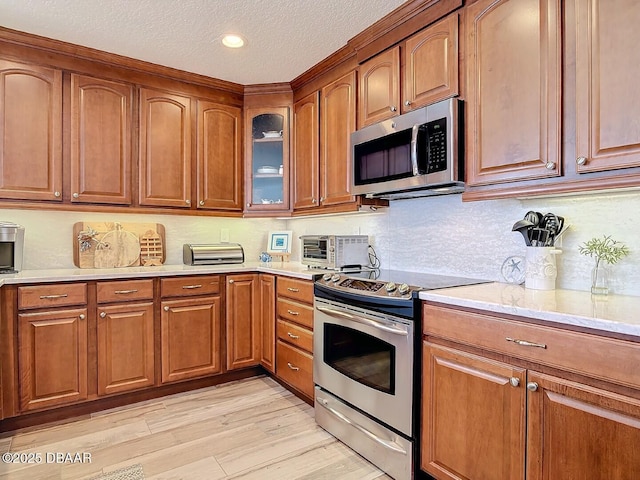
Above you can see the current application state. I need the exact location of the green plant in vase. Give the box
[578,235,629,295]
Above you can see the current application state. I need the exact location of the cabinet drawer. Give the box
[423,303,640,390]
[161,275,220,298]
[277,277,313,304]
[277,319,313,353]
[97,279,154,303]
[18,283,87,310]
[277,298,313,329]
[276,340,313,399]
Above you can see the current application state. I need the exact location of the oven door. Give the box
[313,297,414,436]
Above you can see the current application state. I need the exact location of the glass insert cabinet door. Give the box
[245,107,290,211]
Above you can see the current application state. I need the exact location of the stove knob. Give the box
[331,273,341,283]
[398,283,410,295]
[322,273,333,282]
[385,282,397,293]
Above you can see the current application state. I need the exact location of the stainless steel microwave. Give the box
[300,235,369,270]
[350,98,463,199]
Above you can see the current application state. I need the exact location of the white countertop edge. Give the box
[0,261,321,285]
[419,282,640,339]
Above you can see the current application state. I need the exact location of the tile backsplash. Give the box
[288,190,640,297]
[2,189,639,296]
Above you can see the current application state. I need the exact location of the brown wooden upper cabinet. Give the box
[575,0,640,174]
[244,107,290,213]
[139,87,192,208]
[320,71,357,207]
[292,92,320,210]
[465,0,562,187]
[293,71,357,211]
[196,101,243,210]
[0,59,63,201]
[358,13,459,129]
[70,74,133,205]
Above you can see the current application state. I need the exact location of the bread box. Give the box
[183,243,245,265]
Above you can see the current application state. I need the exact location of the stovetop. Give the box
[315,268,489,299]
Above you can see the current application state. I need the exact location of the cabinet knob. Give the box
[229,279,234,284]
[545,162,556,170]
[79,314,85,320]
[185,199,191,205]
[199,200,205,206]
[312,198,316,203]
[390,106,397,112]
[404,100,411,107]
[247,203,251,207]
[164,306,170,312]
[526,382,539,392]
[576,156,587,166]
[54,191,61,198]
[320,196,324,202]
[100,311,106,318]
[72,192,79,198]
[510,377,520,387]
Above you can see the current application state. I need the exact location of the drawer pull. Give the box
[39,294,68,300]
[287,287,300,292]
[287,332,300,339]
[287,309,299,316]
[114,289,138,294]
[182,284,203,289]
[506,337,547,349]
[287,362,300,371]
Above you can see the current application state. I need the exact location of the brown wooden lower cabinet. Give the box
[421,342,526,480]
[526,371,640,480]
[258,274,276,373]
[276,340,313,399]
[274,276,314,401]
[160,296,222,383]
[18,308,88,412]
[225,274,260,370]
[421,303,640,480]
[97,302,155,395]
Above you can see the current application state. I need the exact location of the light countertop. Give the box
[419,282,640,339]
[0,261,321,286]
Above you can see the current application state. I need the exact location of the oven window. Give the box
[303,239,327,259]
[324,323,395,394]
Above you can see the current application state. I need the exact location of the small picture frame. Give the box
[267,231,292,254]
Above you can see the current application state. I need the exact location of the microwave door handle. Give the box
[410,124,420,175]
[316,305,409,336]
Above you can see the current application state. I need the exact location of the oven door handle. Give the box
[316,306,409,336]
[316,395,408,455]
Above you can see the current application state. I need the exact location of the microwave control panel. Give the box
[425,117,447,173]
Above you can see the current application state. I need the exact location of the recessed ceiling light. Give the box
[221,34,245,48]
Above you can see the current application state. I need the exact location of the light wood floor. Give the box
[0,376,392,479]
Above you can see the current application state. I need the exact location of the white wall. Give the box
[3,189,639,296]
[0,209,286,268]
[287,190,640,297]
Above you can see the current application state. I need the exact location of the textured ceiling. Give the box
[0,0,408,85]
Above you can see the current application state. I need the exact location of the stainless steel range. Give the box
[313,269,488,479]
